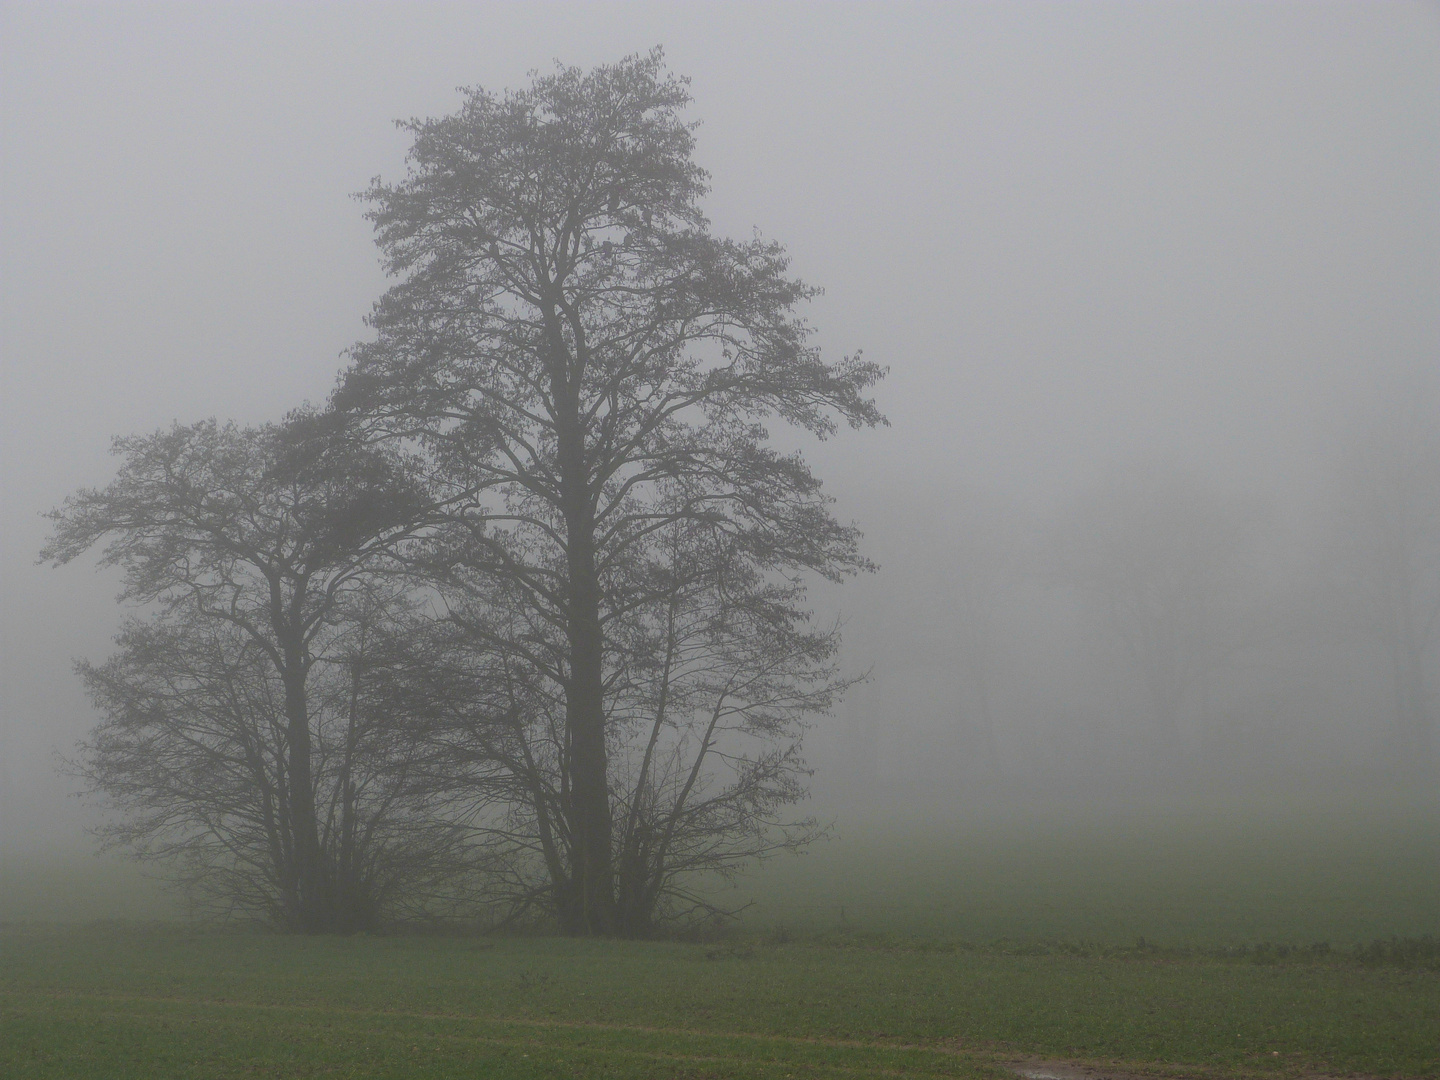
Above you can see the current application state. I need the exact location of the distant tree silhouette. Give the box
[1324,380,1440,770]
[1047,464,1264,754]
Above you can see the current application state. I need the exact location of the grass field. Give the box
[4,924,1438,1079]
[3,790,1437,1079]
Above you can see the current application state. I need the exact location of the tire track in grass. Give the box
[1,992,996,1079]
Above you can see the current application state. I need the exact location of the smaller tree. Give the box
[43,415,437,930]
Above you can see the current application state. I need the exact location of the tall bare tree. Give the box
[337,51,884,934]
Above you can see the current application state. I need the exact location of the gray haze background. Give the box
[3,2,1438,908]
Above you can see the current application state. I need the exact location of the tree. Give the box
[336,51,884,934]
[943,496,1025,772]
[1324,379,1440,770]
[1047,463,1264,755]
[43,415,432,931]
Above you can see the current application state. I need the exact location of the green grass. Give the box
[3,924,1438,1079]
[3,791,1436,1078]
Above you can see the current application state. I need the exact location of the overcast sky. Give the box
[3,1,1437,857]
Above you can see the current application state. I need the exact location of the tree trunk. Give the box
[561,581,614,932]
[556,389,615,935]
[281,649,327,933]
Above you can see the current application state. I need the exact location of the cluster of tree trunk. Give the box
[43,52,884,936]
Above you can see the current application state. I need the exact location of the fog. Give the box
[3,1,1437,893]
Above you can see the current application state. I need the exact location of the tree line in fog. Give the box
[834,393,1439,795]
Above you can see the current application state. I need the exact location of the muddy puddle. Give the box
[1006,1062,1158,1080]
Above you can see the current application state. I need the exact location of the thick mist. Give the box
[2,2,1437,899]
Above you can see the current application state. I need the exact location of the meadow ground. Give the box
[2,789,1437,1079]
[4,923,1438,1079]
